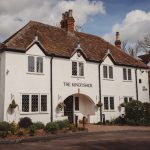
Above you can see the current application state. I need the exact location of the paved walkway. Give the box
[84,124,150,132]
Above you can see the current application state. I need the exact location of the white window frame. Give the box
[103,65,113,79]
[72,61,85,77]
[123,96,133,103]
[123,68,132,81]
[27,55,44,74]
[21,93,48,114]
[103,96,115,111]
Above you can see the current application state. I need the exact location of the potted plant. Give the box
[120,103,126,107]
[9,99,18,113]
[57,102,66,111]
[96,101,103,107]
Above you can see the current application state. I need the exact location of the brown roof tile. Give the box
[2,21,148,69]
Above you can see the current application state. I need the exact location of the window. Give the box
[22,95,29,112]
[104,96,114,110]
[31,95,38,112]
[79,62,84,76]
[124,97,132,103]
[37,57,43,73]
[72,62,77,76]
[41,95,47,112]
[123,68,132,81]
[139,79,142,83]
[28,56,34,72]
[103,65,113,79]
[22,94,47,113]
[28,56,43,73]
[72,61,84,77]
[75,97,79,111]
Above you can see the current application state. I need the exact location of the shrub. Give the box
[18,117,33,128]
[114,116,126,125]
[0,121,11,131]
[126,119,139,126]
[45,122,59,132]
[56,120,70,129]
[10,122,17,134]
[143,102,150,121]
[125,100,143,122]
[32,122,45,130]
[28,125,36,136]
[16,129,25,137]
[68,124,76,130]
[0,121,12,138]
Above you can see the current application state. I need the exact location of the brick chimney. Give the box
[60,9,75,32]
[115,32,121,48]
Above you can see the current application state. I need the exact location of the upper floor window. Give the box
[123,68,132,81]
[72,61,84,77]
[103,65,113,79]
[28,56,43,73]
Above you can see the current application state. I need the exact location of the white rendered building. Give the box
[0,10,149,124]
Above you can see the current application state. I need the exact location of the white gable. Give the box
[26,44,45,56]
[70,51,85,62]
[102,55,114,66]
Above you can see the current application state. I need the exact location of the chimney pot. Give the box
[60,9,75,32]
[115,32,121,48]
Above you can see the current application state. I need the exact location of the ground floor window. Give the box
[124,97,132,103]
[22,94,47,113]
[104,96,114,110]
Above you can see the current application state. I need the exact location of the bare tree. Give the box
[137,33,150,54]
[121,40,139,57]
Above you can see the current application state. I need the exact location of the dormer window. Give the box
[28,56,43,73]
[72,61,84,77]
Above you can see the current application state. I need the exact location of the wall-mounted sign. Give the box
[64,82,92,88]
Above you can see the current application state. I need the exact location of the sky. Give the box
[0,0,150,45]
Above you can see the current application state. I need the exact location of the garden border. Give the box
[0,130,88,144]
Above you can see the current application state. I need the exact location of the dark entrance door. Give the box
[64,96,74,123]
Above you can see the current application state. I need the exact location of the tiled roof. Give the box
[139,53,150,65]
[1,21,148,69]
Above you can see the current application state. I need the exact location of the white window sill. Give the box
[26,72,44,75]
[103,110,115,112]
[123,80,132,82]
[20,112,49,115]
[103,78,114,81]
[71,75,85,79]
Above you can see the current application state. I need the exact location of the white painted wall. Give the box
[52,52,100,123]
[0,52,5,121]
[0,44,149,123]
[3,44,51,123]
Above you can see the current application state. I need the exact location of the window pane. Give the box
[75,97,79,111]
[104,97,108,110]
[37,57,43,73]
[124,97,128,103]
[123,68,127,80]
[128,69,132,80]
[41,95,47,111]
[28,56,34,72]
[110,97,114,110]
[109,66,113,79]
[31,95,38,112]
[72,62,77,76]
[129,97,132,102]
[79,63,84,76]
[103,66,108,78]
[22,95,29,112]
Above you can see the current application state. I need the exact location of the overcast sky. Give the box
[0,0,150,44]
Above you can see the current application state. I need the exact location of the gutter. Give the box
[50,55,54,122]
[98,62,102,122]
[135,68,139,100]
